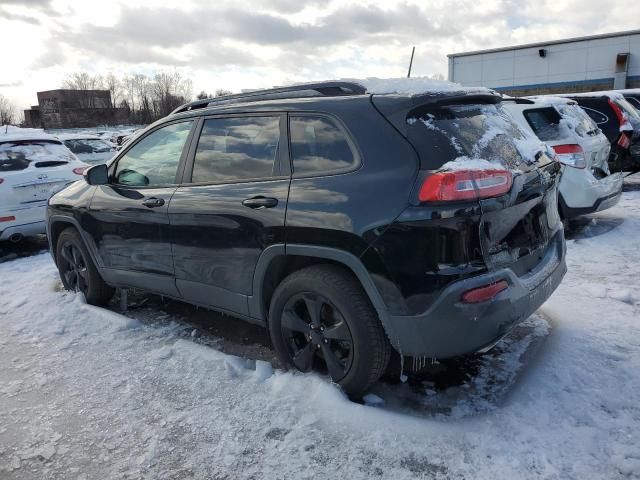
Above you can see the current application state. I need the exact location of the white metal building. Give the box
[448,29,640,96]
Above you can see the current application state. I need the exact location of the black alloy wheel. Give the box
[59,242,89,295]
[55,228,114,305]
[281,292,354,381]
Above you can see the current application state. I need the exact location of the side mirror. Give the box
[84,163,109,186]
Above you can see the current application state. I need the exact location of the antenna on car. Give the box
[407,46,416,78]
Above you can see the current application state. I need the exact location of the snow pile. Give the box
[1,186,640,478]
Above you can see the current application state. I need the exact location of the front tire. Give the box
[268,264,391,397]
[56,228,114,305]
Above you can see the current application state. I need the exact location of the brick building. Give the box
[28,89,128,129]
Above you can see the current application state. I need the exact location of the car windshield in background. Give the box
[64,138,114,154]
[407,103,541,170]
[555,104,600,137]
[0,140,71,172]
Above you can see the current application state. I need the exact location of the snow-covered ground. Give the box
[1,183,639,479]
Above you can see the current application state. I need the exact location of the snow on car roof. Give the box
[55,133,103,141]
[348,77,494,96]
[0,126,61,144]
[0,133,62,144]
[555,90,627,101]
[524,96,577,105]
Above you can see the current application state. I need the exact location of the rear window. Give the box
[0,140,71,172]
[406,103,543,171]
[289,116,356,177]
[555,104,600,137]
[64,138,114,154]
[523,107,563,141]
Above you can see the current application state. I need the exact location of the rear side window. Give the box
[582,107,608,125]
[289,116,356,177]
[523,107,563,141]
[626,96,640,109]
[191,116,280,183]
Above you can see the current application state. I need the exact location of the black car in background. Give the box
[561,92,640,172]
[46,81,566,396]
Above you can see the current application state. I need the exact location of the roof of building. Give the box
[448,29,640,58]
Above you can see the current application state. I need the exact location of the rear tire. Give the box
[56,228,114,305]
[268,264,391,397]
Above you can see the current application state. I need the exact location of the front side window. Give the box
[289,116,356,177]
[114,121,192,187]
[191,116,280,183]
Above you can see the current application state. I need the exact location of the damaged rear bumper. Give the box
[382,229,566,358]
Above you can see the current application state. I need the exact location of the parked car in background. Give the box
[556,91,640,172]
[612,88,640,110]
[47,80,566,396]
[503,97,622,219]
[58,134,117,165]
[0,133,88,242]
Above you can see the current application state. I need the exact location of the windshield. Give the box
[406,103,544,171]
[555,104,600,137]
[0,140,72,172]
[64,138,114,154]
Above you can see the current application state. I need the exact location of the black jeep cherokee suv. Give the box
[47,81,566,396]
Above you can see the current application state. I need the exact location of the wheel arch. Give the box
[249,244,389,327]
[48,215,102,269]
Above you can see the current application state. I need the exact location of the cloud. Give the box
[0,0,636,108]
[0,8,40,24]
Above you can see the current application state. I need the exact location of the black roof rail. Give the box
[170,81,367,115]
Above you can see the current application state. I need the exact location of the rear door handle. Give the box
[242,196,278,209]
[142,197,165,208]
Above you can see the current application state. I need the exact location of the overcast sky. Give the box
[0,0,636,110]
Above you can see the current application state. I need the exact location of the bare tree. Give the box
[196,90,210,100]
[103,73,122,108]
[0,94,15,125]
[61,72,105,108]
[215,89,233,97]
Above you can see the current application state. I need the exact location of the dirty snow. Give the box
[1,184,640,479]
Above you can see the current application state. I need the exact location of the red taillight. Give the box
[461,280,509,304]
[552,144,582,155]
[0,216,16,223]
[72,167,88,175]
[618,132,631,150]
[419,169,513,202]
[608,99,632,131]
[552,144,586,169]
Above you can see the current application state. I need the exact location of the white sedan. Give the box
[0,134,89,242]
